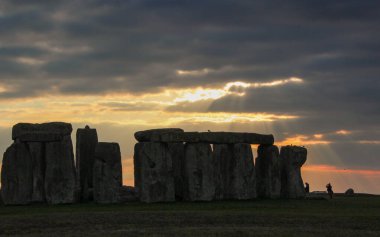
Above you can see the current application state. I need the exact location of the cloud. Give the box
[0,0,379,193]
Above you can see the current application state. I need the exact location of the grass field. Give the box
[0,195,379,236]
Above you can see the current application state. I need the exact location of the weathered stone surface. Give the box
[118,186,137,202]
[135,129,274,145]
[1,143,33,205]
[168,143,185,200]
[214,144,256,200]
[256,145,281,199]
[134,142,175,203]
[212,144,231,200]
[76,126,98,202]
[183,143,215,201]
[44,136,76,204]
[198,132,274,145]
[280,146,307,199]
[230,143,256,199]
[93,142,122,204]
[12,122,72,142]
[28,142,45,203]
[134,128,184,142]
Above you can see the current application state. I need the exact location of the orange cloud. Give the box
[336,130,351,135]
[358,140,380,144]
[303,164,380,176]
[277,135,330,146]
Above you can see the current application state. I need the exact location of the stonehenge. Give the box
[134,128,274,145]
[1,123,309,205]
[76,125,98,201]
[213,144,256,200]
[183,143,215,201]
[134,142,175,203]
[134,129,275,203]
[256,145,281,198]
[93,142,122,203]
[280,146,307,199]
[1,122,76,205]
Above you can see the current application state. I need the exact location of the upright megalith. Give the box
[231,143,256,199]
[1,143,33,205]
[256,145,281,198]
[93,142,122,204]
[76,125,98,201]
[1,122,77,205]
[28,142,45,203]
[280,146,307,199]
[168,143,185,200]
[183,143,215,201]
[213,144,232,200]
[45,135,76,204]
[213,143,256,200]
[134,142,175,203]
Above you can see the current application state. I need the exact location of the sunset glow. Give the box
[0,0,379,196]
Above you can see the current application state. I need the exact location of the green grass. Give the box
[1,196,380,236]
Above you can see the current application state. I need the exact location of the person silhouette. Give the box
[326,183,334,199]
[305,182,310,193]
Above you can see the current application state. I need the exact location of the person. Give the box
[326,183,334,199]
[304,182,310,193]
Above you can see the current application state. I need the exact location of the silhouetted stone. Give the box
[44,136,76,204]
[280,146,307,199]
[118,186,137,202]
[168,143,185,200]
[214,144,256,200]
[76,126,98,201]
[134,128,184,142]
[345,188,355,196]
[183,143,215,201]
[231,143,256,199]
[1,142,33,205]
[256,145,281,198]
[198,132,274,145]
[135,129,274,145]
[28,142,45,203]
[12,122,72,142]
[213,144,231,200]
[93,142,122,204]
[134,142,175,203]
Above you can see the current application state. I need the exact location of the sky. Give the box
[0,0,379,193]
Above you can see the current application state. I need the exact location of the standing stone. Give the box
[213,144,232,200]
[134,142,174,203]
[1,142,33,205]
[44,135,76,204]
[28,142,45,202]
[168,143,185,200]
[256,145,281,199]
[183,143,215,201]
[76,125,98,201]
[280,146,307,199]
[93,142,122,203]
[230,143,256,199]
[213,144,256,200]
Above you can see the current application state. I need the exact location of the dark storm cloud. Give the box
[0,0,379,168]
[0,0,379,96]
